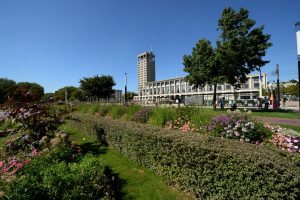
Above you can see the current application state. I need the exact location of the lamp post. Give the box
[296,22,300,112]
[258,66,262,98]
[124,73,127,105]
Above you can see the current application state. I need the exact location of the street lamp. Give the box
[124,73,127,105]
[295,22,300,112]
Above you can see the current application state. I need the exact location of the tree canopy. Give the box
[281,82,299,96]
[54,86,83,101]
[217,7,272,86]
[124,91,138,100]
[0,78,16,103]
[11,82,44,103]
[183,39,222,108]
[183,7,272,108]
[79,75,115,99]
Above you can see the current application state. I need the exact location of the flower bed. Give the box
[206,112,300,153]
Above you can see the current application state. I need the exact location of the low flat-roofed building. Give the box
[134,52,267,105]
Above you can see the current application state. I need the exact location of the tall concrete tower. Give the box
[295,22,300,112]
[137,52,155,96]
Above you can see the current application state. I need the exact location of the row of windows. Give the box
[141,83,261,95]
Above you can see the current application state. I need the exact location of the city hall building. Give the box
[134,51,267,105]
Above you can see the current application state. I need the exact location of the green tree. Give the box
[217,7,272,86]
[183,7,272,109]
[183,39,222,109]
[43,93,55,102]
[11,82,44,103]
[54,86,82,101]
[0,78,16,103]
[283,84,299,96]
[79,75,115,99]
[124,91,138,100]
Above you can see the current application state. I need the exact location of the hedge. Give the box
[71,113,300,199]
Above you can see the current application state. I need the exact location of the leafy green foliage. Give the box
[3,103,72,153]
[80,75,116,99]
[54,86,83,101]
[217,7,272,86]
[183,39,220,108]
[10,82,44,103]
[124,91,138,100]
[183,7,272,108]
[5,152,121,200]
[79,115,300,199]
[0,78,16,104]
[149,107,177,127]
[132,107,152,123]
[208,113,273,143]
[281,83,299,96]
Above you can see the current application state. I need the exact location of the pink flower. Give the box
[234,131,240,137]
[0,161,4,168]
[31,149,39,157]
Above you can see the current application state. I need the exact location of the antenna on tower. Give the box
[150,44,153,52]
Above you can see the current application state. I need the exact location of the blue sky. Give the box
[0,0,299,93]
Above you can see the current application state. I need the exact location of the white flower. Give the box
[234,131,240,137]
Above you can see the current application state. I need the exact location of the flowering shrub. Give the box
[3,152,122,200]
[0,149,39,176]
[164,107,199,132]
[266,124,300,153]
[208,113,272,143]
[165,118,198,132]
[2,103,71,153]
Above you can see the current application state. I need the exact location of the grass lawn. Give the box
[251,110,300,119]
[61,123,193,200]
[274,124,300,134]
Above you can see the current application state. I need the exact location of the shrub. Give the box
[72,114,300,199]
[149,107,176,127]
[132,107,152,123]
[109,106,127,119]
[95,124,108,146]
[123,104,141,121]
[4,152,121,200]
[208,113,272,143]
[97,104,112,117]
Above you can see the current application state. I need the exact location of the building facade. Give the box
[138,52,155,96]
[134,52,267,105]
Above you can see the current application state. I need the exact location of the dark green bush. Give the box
[97,105,111,116]
[132,107,152,123]
[71,114,300,199]
[95,124,108,146]
[5,152,121,200]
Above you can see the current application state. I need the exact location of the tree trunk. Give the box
[213,84,217,110]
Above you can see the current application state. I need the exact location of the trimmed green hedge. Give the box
[71,113,300,199]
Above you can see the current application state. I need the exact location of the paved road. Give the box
[255,116,300,127]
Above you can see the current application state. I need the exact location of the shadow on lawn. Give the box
[79,142,128,199]
[79,142,108,155]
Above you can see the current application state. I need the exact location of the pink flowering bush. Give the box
[266,124,300,153]
[165,107,199,132]
[165,117,198,132]
[208,113,272,143]
[0,149,39,176]
[2,103,71,154]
